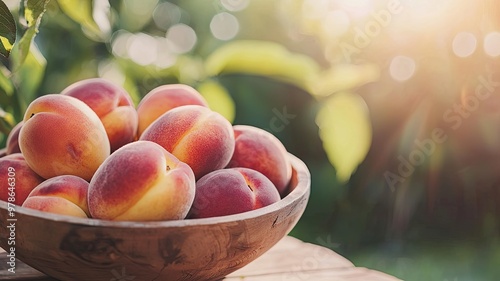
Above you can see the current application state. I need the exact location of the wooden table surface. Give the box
[0,236,401,281]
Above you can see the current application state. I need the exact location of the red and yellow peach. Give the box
[88,140,196,221]
[6,121,23,155]
[0,153,44,205]
[61,78,138,152]
[22,175,90,218]
[188,167,281,218]
[19,94,110,181]
[136,84,208,137]
[227,125,292,196]
[140,105,235,179]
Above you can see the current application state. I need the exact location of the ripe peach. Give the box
[88,141,196,221]
[226,125,292,196]
[61,78,138,152]
[19,94,110,181]
[136,84,208,137]
[188,168,281,219]
[22,175,89,218]
[0,153,44,205]
[6,121,23,154]
[140,105,235,179]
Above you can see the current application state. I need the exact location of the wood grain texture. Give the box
[0,154,310,281]
[0,236,401,281]
[226,236,402,281]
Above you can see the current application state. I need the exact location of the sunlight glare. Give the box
[322,10,351,37]
[302,0,331,20]
[335,0,374,18]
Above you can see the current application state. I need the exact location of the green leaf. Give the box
[197,80,235,123]
[0,0,17,57]
[0,106,15,135]
[205,40,320,92]
[316,92,372,183]
[12,0,50,70]
[25,0,49,24]
[57,0,103,40]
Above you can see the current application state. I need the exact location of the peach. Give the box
[19,94,110,181]
[136,84,208,137]
[88,140,196,221]
[226,125,292,196]
[0,153,44,205]
[188,168,281,219]
[22,175,89,218]
[6,121,23,154]
[140,105,235,179]
[61,78,138,152]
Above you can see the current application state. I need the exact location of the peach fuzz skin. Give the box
[227,125,292,197]
[61,78,138,152]
[188,168,281,219]
[6,121,23,154]
[19,94,110,181]
[140,105,235,180]
[88,141,196,221]
[136,84,208,137]
[22,175,90,218]
[0,153,44,205]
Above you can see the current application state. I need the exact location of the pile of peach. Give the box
[0,79,293,221]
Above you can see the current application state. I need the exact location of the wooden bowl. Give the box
[0,154,310,281]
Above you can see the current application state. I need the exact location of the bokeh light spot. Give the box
[484,32,500,57]
[153,2,182,31]
[111,30,131,58]
[127,33,158,66]
[155,38,177,68]
[166,24,197,54]
[389,56,416,82]
[220,0,249,12]
[210,13,240,41]
[452,32,477,58]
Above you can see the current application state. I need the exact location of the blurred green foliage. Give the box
[1,0,500,280]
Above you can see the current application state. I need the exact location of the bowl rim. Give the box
[0,153,310,229]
